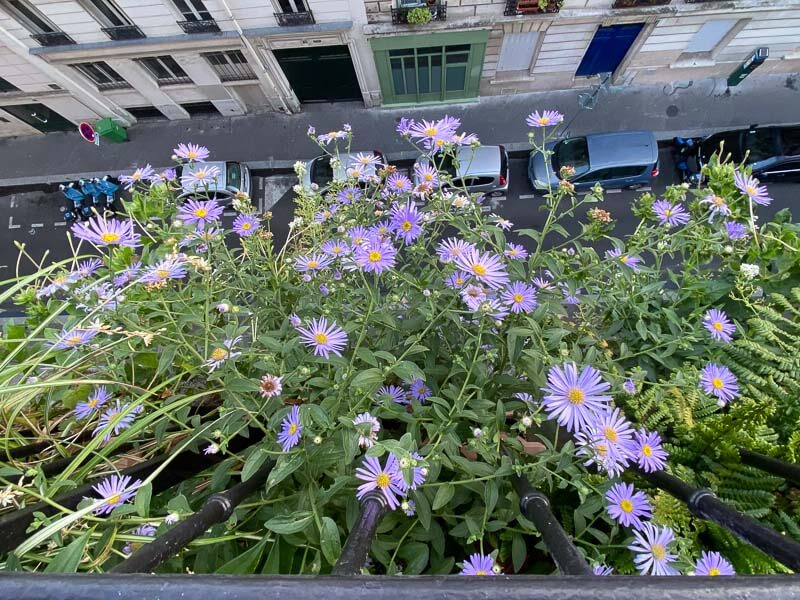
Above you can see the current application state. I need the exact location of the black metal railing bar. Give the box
[177,19,221,33]
[111,459,274,573]
[332,491,387,575]
[739,448,800,487]
[273,10,315,26]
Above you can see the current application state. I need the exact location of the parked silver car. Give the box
[414,145,509,197]
[177,161,250,203]
[301,151,385,193]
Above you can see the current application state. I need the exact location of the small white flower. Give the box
[740,263,760,280]
[420,467,428,477]
[310,183,319,191]
[337,225,346,233]
[399,457,411,469]
[173,219,183,228]
[293,160,307,176]
[313,435,323,445]
[521,416,533,428]
[165,512,179,524]
[171,154,178,161]
[473,428,483,438]
[492,565,502,574]
[216,302,230,313]
[293,184,303,194]
[723,245,733,254]
[422,289,431,297]
[203,442,219,455]
[401,500,411,512]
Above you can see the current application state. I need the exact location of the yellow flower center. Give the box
[242,222,252,230]
[327,131,337,138]
[106,494,121,506]
[596,443,608,457]
[376,472,390,488]
[642,445,653,457]
[155,269,170,279]
[132,172,142,180]
[619,499,634,513]
[567,387,585,405]
[475,570,487,576]
[100,232,121,243]
[513,293,524,303]
[538,117,550,125]
[713,196,725,207]
[195,170,207,179]
[307,261,320,269]
[401,221,412,231]
[368,251,382,263]
[664,209,673,217]
[66,335,84,346]
[746,185,756,195]
[435,139,445,147]
[708,568,721,576]
[211,348,228,361]
[620,255,629,264]
[314,332,328,345]
[472,264,487,277]
[651,545,666,561]
[424,173,434,182]
[354,237,364,244]
[288,423,297,435]
[712,377,724,389]
[187,150,197,159]
[194,208,208,218]
[87,397,98,408]
[333,247,342,254]
[713,321,723,331]
[604,427,618,443]
[455,277,464,285]
[424,127,437,136]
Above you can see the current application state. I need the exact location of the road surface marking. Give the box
[8,217,19,230]
[606,189,622,194]
[54,221,66,227]
[31,223,44,228]
[640,186,652,191]
[9,196,15,208]
[258,179,264,190]
[258,193,265,213]
[223,210,236,217]
[519,194,537,199]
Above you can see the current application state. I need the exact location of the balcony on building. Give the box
[391,1,447,25]
[30,31,76,46]
[274,10,315,26]
[612,0,670,7]
[177,18,220,33]
[101,24,146,40]
[504,0,561,15]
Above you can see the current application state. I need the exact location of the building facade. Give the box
[0,0,798,138]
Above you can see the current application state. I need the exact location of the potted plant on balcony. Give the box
[511,0,563,14]
[407,6,432,24]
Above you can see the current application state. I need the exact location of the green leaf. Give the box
[400,541,429,574]
[432,483,454,510]
[349,368,385,391]
[215,538,268,574]
[265,512,313,535]
[483,481,498,516]
[156,345,177,376]
[355,347,378,367]
[415,489,432,530]
[319,516,341,565]
[511,533,526,573]
[266,453,304,489]
[134,482,152,517]
[242,449,270,481]
[391,361,425,383]
[44,531,89,573]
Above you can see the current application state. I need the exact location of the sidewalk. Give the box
[1,73,798,188]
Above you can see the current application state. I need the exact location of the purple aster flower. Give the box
[52,328,99,350]
[233,214,261,237]
[369,220,393,240]
[414,162,439,187]
[317,129,347,145]
[353,236,397,274]
[124,523,157,553]
[734,170,772,206]
[74,386,112,420]
[577,408,635,477]
[446,271,471,289]
[514,392,535,406]
[390,200,423,244]
[541,362,612,433]
[532,276,552,290]
[178,198,224,228]
[350,152,382,170]
[402,499,416,516]
[314,206,337,223]
[606,248,642,272]
[71,258,103,280]
[319,283,330,296]
[259,374,282,398]
[453,248,510,290]
[353,412,380,448]
[526,110,564,128]
[477,298,509,321]
[501,282,538,313]
[322,239,350,258]
[437,238,476,263]
[37,272,78,299]
[173,142,209,163]
[138,256,187,285]
[504,243,528,260]
[355,454,405,510]
[629,523,679,576]
[89,474,141,515]
[694,551,735,576]
[397,451,427,491]
[289,313,302,328]
[623,379,637,395]
[461,284,488,311]
[652,199,690,228]
[460,553,495,576]
[451,131,479,145]
[203,443,219,455]
[703,308,735,343]
[593,564,613,576]
[384,173,413,196]
[347,226,371,247]
[336,185,362,205]
[205,336,242,373]
[307,125,316,136]
[699,363,739,406]
[409,117,460,149]
[562,287,581,305]
[633,429,668,473]
[296,317,348,359]
[295,253,333,275]
[94,401,142,442]
[119,165,155,190]
[72,216,141,248]
[179,164,221,190]
[376,384,408,405]
[699,194,731,222]
[725,221,748,240]
[407,378,431,402]
[396,117,414,137]
[277,405,302,452]
[492,216,513,231]
[605,482,653,530]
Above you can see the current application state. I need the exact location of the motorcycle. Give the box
[672,137,702,186]
[93,176,119,212]
[59,182,93,221]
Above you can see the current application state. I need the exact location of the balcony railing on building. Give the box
[30,31,76,47]
[96,80,133,91]
[274,10,315,26]
[156,75,193,86]
[504,0,561,16]
[177,18,221,33]
[101,24,146,41]
[391,1,447,24]
[211,63,256,82]
[612,0,670,7]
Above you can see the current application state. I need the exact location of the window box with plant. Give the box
[504,0,563,16]
[612,0,671,8]
[391,1,446,25]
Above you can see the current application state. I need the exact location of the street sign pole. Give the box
[727,47,769,88]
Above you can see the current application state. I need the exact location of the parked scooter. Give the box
[93,176,119,212]
[672,137,702,186]
[59,182,93,220]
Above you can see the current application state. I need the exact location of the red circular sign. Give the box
[78,122,96,143]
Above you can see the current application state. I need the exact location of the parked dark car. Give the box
[699,124,800,182]
[528,130,659,192]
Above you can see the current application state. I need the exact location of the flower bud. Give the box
[521,416,533,428]
[473,428,483,438]
[313,435,323,445]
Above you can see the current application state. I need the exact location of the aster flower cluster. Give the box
[354,451,427,511]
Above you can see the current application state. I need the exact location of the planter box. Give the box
[613,0,670,6]
[505,0,562,15]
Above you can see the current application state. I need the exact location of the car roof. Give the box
[584,131,658,168]
[180,161,227,193]
[454,146,501,177]
[312,152,382,182]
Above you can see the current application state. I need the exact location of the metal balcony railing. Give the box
[101,24,146,41]
[176,18,221,33]
[612,0,671,6]
[30,31,76,47]
[391,2,447,24]
[504,0,562,16]
[273,10,316,26]
[156,75,194,86]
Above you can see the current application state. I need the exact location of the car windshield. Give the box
[743,129,778,163]
[311,156,334,187]
[437,155,459,178]
[552,137,590,178]
[226,162,241,190]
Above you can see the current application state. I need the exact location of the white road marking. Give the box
[54,221,67,227]
[9,196,16,208]
[606,189,623,194]
[223,210,236,217]
[518,194,537,199]
[258,192,264,213]
[8,217,19,230]
[640,186,652,191]
[258,179,264,190]
[31,223,44,228]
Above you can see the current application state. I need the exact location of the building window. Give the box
[171,0,211,21]
[683,19,738,55]
[0,77,20,92]
[71,61,132,90]
[496,32,539,73]
[77,0,132,27]
[388,45,471,101]
[276,0,308,13]
[137,56,193,86]
[0,0,57,32]
[202,50,256,82]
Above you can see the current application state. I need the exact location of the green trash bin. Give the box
[95,117,127,143]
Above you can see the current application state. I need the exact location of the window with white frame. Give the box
[76,0,133,27]
[0,0,59,33]
[171,0,212,21]
[683,19,739,55]
[136,56,193,86]
[71,61,131,90]
[275,0,308,13]
[202,50,256,82]
[496,32,540,73]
